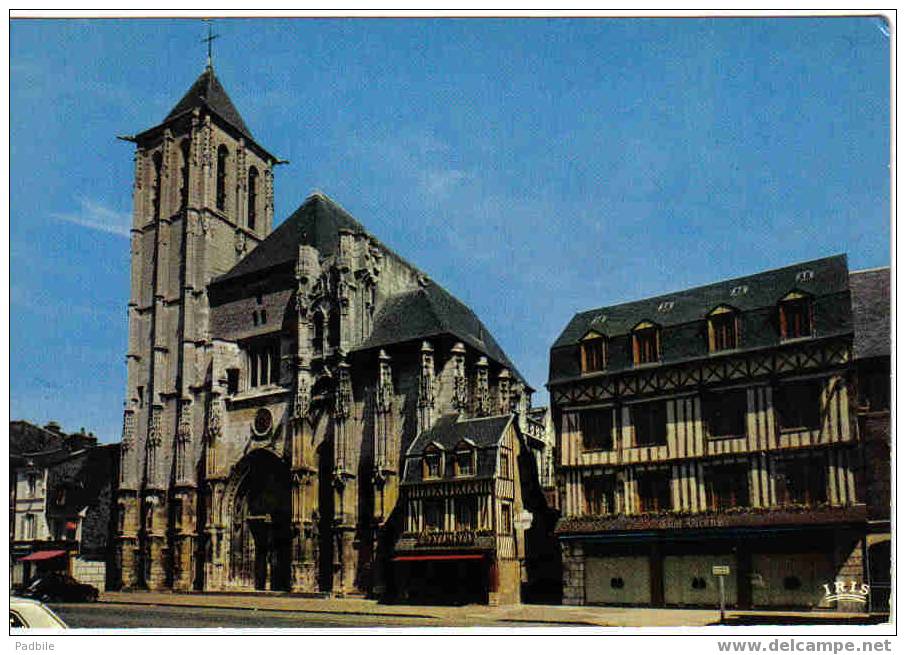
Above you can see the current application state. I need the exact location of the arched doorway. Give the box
[228,449,293,591]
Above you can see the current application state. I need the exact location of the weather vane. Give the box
[202,18,220,69]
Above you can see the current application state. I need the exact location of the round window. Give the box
[610,577,625,589]
[253,407,273,436]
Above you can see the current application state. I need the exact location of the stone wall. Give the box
[560,540,585,605]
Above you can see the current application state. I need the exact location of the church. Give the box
[114,59,554,603]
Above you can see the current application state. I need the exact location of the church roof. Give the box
[215,192,527,385]
[355,282,525,382]
[215,192,367,283]
[164,66,254,142]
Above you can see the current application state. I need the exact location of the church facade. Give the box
[114,64,544,600]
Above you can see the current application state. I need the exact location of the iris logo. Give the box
[821,580,870,603]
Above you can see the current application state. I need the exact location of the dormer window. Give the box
[453,441,476,477]
[580,332,605,373]
[779,292,813,340]
[708,306,739,352]
[632,321,660,365]
[423,445,443,480]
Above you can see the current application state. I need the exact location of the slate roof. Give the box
[165,66,254,141]
[215,192,527,383]
[850,267,891,360]
[402,413,513,483]
[214,192,366,283]
[553,254,850,348]
[354,281,525,382]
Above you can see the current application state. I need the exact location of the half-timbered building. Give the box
[548,255,890,610]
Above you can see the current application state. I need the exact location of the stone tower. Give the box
[116,63,278,590]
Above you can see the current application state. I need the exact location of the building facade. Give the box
[114,62,546,600]
[548,256,890,611]
[10,421,118,590]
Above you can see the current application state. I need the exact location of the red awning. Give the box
[392,554,485,562]
[19,550,68,562]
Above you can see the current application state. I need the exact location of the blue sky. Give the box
[11,17,890,442]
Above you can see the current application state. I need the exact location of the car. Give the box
[21,573,100,603]
[10,597,68,629]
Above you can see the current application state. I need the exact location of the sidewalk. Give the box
[98,591,880,628]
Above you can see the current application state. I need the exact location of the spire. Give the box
[164,67,253,140]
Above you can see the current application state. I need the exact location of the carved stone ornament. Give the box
[121,409,136,451]
[294,377,310,421]
[335,366,352,420]
[207,398,223,442]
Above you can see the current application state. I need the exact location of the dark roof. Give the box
[553,254,849,348]
[214,192,366,283]
[402,413,512,483]
[165,66,253,141]
[850,267,890,359]
[355,282,525,382]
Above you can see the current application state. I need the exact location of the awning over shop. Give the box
[392,554,485,562]
[19,550,67,562]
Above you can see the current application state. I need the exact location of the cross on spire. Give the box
[202,19,220,69]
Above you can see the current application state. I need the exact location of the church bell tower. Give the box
[116,59,278,590]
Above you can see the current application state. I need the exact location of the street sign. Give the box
[712,565,730,576]
[711,565,730,623]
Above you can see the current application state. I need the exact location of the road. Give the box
[49,602,450,629]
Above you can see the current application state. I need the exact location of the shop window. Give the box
[637,469,672,512]
[775,380,821,431]
[708,306,739,352]
[580,408,613,451]
[610,577,625,589]
[583,475,617,515]
[704,389,748,438]
[779,292,813,339]
[23,514,36,540]
[632,401,667,446]
[580,333,605,373]
[783,576,802,590]
[774,454,828,506]
[705,462,750,510]
[632,321,660,365]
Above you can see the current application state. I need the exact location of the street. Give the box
[49,603,449,629]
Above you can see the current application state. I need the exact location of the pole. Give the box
[719,574,726,624]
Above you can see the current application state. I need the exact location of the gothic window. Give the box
[247,166,258,230]
[580,408,614,451]
[151,151,163,220]
[636,469,672,512]
[583,475,617,515]
[631,400,667,446]
[312,312,325,356]
[179,139,191,210]
[580,332,605,373]
[775,380,822,431]
[704,462,750,510]
[632,321,661,365]
[246,337,280,388]
[703,388,748,438]
[779,292,813,339]
[216,145,229,211]
[708,306,739,352]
